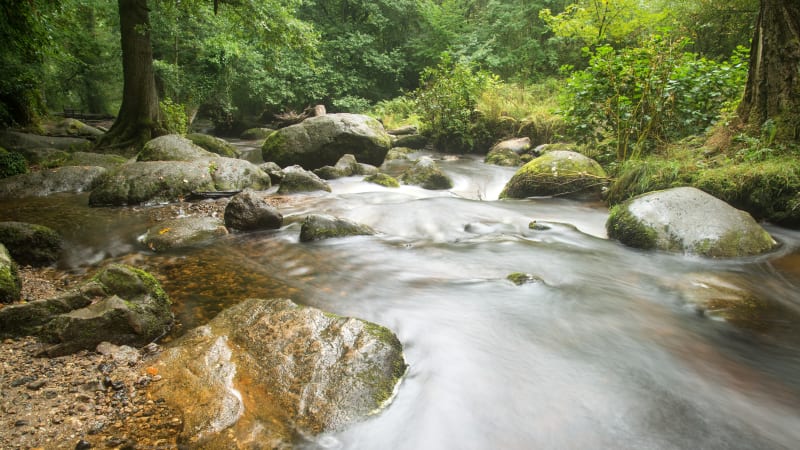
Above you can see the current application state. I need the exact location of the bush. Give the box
[159,98,188,135]
[369,96,420,130]
[561,35,748,161]
[0,147,28,178]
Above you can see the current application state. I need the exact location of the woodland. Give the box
[1,0,800,222]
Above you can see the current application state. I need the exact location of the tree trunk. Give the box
[736,0,800,141]
[96,0,163,154]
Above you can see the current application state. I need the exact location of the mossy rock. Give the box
[47,119,104,139]
[299,214,376,242]
[187,133,241,158]
[384,147,414,161]
[224,190,283,231]
[485,147,522,167]
[392,133,428,150]
[0,165,108,198]
[606,187,777,258]
[0,221,62,266]
[277,166,331,194]
[400,157,453,190]
[365,173,400,188]
[138,134,218,162]
[499,150,607,199]
[507,272,544,285]
[240,127,275,140]
[0,243,21,303]
[141,217,228,252]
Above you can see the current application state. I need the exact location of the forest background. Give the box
[2,0,799,224]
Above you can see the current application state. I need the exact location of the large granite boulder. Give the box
[187,133,241,158]
[89,159,270,206]
[141,217,228,251]
[0,243,20,303]
[224,190,283,231]
[606,187,777,257]
[0,166,107,198]
[277,165,331,194]
[137,134,218,162]
[299,214,376,242]
[261,113,391,170]
[400,156,453,190]
[0,221,62,266]
[0,264,173,355]
[152,298,406,448]
[500,150,607,199]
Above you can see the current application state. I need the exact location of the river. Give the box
[2,152,800,449]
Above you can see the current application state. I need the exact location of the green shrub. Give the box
[369,96,420,130]
[561,35,748,161]
[160,98,188,135]
[0,148,28,178]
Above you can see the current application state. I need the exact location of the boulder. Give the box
[240,127,275,140]
[365,173,400,188]
[137,134,217,162]
[89,159,271,206]
[0,166,107,198]
[0,130,92,152]
[386,125,418,136]
[299,214,376,242]
[259,161,284,185]
[606,187,777,257]
[0,284,102,337]
[141,217,228,251]
[45,119,104,139]
[400,156,453,190]
[0,243,21,303]
[313,154,362,180]
[39,264,173,356]
[485,147,522,167]
[384,147,413,161]
[277,165,331,194]
[187,133,241,158]
[224,190,283,231]
[261,113,391,169]
[0,221,62,266]
[492,137,531,154]
[56,151,127,169]
[499,150,607,199]
[392,133,428,149]
[152,298,406,448]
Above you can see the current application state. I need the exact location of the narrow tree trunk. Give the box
[736,0,800,141]
[97,0,163,154]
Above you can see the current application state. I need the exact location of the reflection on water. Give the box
[2,156,800,449]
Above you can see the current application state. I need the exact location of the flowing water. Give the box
[3,153,800,449]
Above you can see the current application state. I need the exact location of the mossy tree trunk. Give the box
[96,0,164,155]
[736,0,800,142]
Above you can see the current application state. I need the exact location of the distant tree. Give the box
[736,0,800,142]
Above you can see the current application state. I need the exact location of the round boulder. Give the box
[224,190,283,231]
[0,221,62,266]
[400,156,453,190]
[0,165,107,198]
[500,150,607,199]
[277,165,331,194]
[187,133,241,158]
[141,217,228,252]
[262,113,391,170]
[138,134,217,162]
[606,187,777,257]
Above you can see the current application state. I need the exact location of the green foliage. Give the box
[561,35,748,161]
[369,96,420,130]
[414,54,495,152]
[0,148,29,179]
[477,79,565,145]
[159,98,188,135]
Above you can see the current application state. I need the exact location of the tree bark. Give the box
[737,0,800,141]
[97,0,163,154]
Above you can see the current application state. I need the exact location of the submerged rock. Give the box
[0,221,62,266]
[0,243,21,302]
[152,298,406,448]
[141,217,228,251]
[224,190,283,231]
[299,214,376,242]
[365,173,400,188]
[606,187,777,257]
[262,113,391,169]
[400,156,453,190]
[277,165,331,194]
[500,151,607,199]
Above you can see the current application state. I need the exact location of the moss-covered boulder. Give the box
[0,166,107,198]
[262,113,391,170]
[384,147,414,161]
[240,127,275,140]
[89,158,270,206]
[0,244,21,303]
[0,283,101,337]
[500,150,607,199]
[0,221,62,266]
[0,130,92,153]
[400,156,453,190]
[187,133,241,158]
[141,217,228,251]
[137,134,217,162]
[259,161,284,184]
[607,187,777,257]
[224,190,283,231]
[392,133,428,149]
[365,173,400,188]
[299,214,376,242]
[485,147,522,167]
[277,165,331,194]
[39,264,173,356]
[56,151,127,169]
[152,297,406,448]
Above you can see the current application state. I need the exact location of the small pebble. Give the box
[27,379,47,390]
